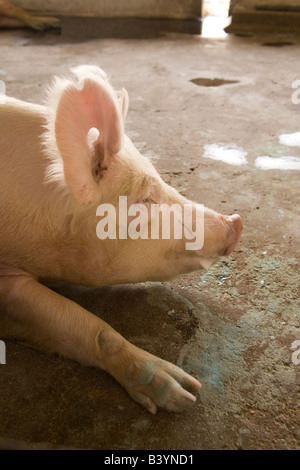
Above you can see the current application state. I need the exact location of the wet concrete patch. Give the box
[262,42,295,47]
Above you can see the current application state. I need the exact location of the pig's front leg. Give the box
[0,274,200,413]
[103,342,201,414]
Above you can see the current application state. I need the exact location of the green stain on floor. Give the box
[176,251,299,420]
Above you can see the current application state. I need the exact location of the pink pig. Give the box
[0,66,242,413]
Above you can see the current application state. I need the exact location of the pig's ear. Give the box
[45,67,123,205]
[116,88,129,122]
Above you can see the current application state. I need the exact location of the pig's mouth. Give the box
[199,257,219,270]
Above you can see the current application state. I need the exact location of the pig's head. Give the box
[44,66,242,283]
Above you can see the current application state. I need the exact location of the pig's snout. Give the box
[223,214,243,256]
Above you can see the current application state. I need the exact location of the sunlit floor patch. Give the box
[279,132,300,147]
[255,156,300,170]
[201,16,230,39]
[203,143,248,166]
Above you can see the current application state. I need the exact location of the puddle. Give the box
[203,143,248,166]
[279,132,300,147]
[255,156,300,170]
[190,78,239,87]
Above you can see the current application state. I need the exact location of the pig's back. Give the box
[0,97,48,196]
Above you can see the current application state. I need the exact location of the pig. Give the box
[0,0,60,30]
[0,66,242,413]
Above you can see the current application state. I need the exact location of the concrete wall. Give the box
[13,0,202,19]
[228,0,300,34]
[230,0,300,12]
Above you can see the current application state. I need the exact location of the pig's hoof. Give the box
[118,349,201,414]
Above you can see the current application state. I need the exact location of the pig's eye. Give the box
[141,196,153,204]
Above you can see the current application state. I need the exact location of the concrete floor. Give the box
[0,27,299,450]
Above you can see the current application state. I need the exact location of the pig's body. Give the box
[0,67,242,413]
[0,99,212,285]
